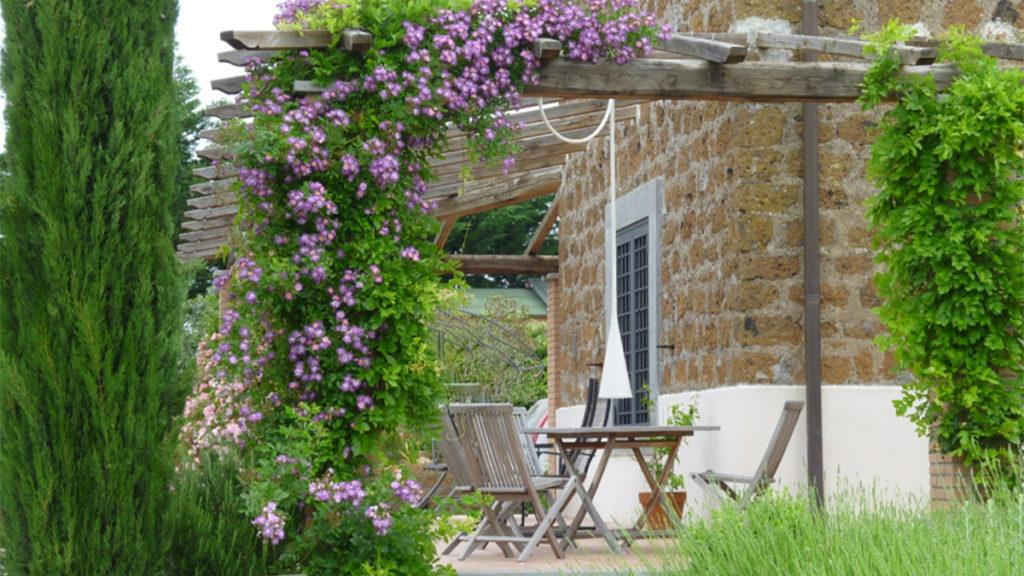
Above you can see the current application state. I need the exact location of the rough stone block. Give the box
[730,350,780,383]
[737,254,801,280]
[732,214,774,252]
[878,0,923,25]
[728,281,780,312]
[737,107,788,147]
[942,0,985,31]
[736,314,803,346]
[732,182,800,213]
[733,0,803,22]
[818,0,863,31]
[822,354,853,383]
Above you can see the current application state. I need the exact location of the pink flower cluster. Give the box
[253,501,287,545]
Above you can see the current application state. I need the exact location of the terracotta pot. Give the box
[638,491,686,530]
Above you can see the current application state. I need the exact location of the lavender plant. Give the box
[183,0,667,572]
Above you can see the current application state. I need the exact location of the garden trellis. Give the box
[181,23,1024,505]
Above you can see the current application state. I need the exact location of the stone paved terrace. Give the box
[439,537,668,575]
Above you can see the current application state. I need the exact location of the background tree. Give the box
[0,1,186,573]
[444,194,558,287]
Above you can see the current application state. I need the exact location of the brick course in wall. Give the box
[547,0,1020,501]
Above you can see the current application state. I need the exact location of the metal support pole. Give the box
[802,0,825,507]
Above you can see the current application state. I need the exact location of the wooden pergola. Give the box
[179,28,1023,266]
[181,17,1023,501]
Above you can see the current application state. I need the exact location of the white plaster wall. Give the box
[553,385,929,525]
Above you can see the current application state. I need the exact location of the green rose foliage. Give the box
[860,24,1024,472]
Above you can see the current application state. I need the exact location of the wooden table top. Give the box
[521,425,720,438]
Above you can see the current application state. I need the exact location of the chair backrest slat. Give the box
[449,404,532,493]
[514,407,544,476]
[439,410,475,489]
[746,400,804,500]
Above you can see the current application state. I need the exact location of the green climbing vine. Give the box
[860,23,1024,474]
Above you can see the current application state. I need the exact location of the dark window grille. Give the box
[614,219,650,425]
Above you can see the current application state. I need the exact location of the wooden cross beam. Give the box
[524,198,559,256]
[451,254,559,275]
[432,169,561,219]
[656,34,747,64]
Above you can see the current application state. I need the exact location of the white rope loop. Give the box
[536,98,615,145]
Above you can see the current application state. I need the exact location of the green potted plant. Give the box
[638,396,698,530]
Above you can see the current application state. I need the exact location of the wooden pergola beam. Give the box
[433,171,560,219]
[451,254,559,275]
[522,58,961,102]
[204,102,250,120]
[657,34,747,63]
[435,217,457,248]
[220,30,335,50]
[754,32,937,65]
[524,198,559,256]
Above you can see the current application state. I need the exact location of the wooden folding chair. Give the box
[448,403,576,563]
[691,400,804,509]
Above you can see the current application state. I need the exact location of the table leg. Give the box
[632,438,682,530]
[554,437,623,555]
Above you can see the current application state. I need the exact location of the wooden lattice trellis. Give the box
[179,29,1024,272]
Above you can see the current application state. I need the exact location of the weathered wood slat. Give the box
[193,164,240,181]
[657,34,747,64]
[198,128,227,142]
[184,204,239,221]
[221,30,333,50]
[181,214,235,231]
[179,225,233,243]
[981,42,1024,61]
[907,39,1024,62]
[754,32,936,65]
[177,238,229,260]
[676,32,748,45]
[451,254,559,275]
[522,58,960,102]
[212,75,246,95]
[190,179,237,196]
[533,38,563,61]
[204,103,251,119]
[432,146,572,181]
[524,198,559,256]
[218,50,279,66]
[197,147,236,162]
[187,191,237,209]
[433,170,560,219]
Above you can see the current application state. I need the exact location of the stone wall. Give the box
[549,0,1021,417]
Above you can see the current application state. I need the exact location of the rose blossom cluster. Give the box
[200,0,665,547]
[179,336,263,463]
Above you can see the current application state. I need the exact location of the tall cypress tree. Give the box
[0,1,184,573]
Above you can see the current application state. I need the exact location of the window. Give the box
[614,219,650,425]
[604,178,663,426]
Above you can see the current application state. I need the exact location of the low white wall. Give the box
[553,385,929,525]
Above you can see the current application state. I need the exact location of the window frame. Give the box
[603,178,664,425]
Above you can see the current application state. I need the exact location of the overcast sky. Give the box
[0,0,281,150]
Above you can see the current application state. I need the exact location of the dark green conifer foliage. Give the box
[0,1,184,573]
